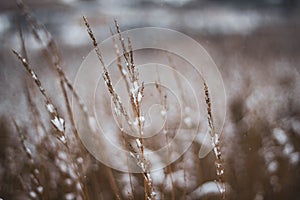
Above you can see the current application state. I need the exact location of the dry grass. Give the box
[11,1,300,200]
[4,2,229,199]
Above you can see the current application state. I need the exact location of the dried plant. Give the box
[83,16,156,200]
[203,81,226,199]
[3,1,236,200]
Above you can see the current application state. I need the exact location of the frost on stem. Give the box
[12,50,66,144]
[203,81,226,199]
[84,17,155,199]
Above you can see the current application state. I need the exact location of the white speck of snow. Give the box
[34,169,39,175]
[37,186,43,193]
[140,116,145,122]
[160,109,167,116]
[184,116,192,128]
[46,103,55,113]
[77,157,83,164]
[129,152,135,159]
[273,128,288,145]
[137,92,143,102]
[59,162,67,173]
[31,71,38,80]
[133,118,138,127]
[29,191,37,199]
[267,160,278,173]
[22,58,27,63]
[217,168,224,176]
[65,178,73,186]
[69,168,77,180]
[151,191,157,197]
[25,147,32,155]
[130,81,139,94]
[51,116,65,132]
[121,68,127,75]
[65,193,75,200]
[136,139,142,148]
[212,133,220,145]
[283,143,294,156]
[76,182,82,191]
[58,135,67,144]
[58,151,68,160]
[290,152,299,165]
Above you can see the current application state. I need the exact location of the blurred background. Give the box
[0,0,300,199]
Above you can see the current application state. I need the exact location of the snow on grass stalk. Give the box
[203,81,226,200]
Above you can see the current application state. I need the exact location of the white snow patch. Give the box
[51,116,65,132]
[273,128,288,145]
[65,193,75,200]
[267,160,278,173]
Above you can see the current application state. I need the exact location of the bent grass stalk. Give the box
[12,50,88,200]
[83,16,156,200]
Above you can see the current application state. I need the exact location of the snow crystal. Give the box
[184,116,192,128]
[217,169,224,176]
[151,191,157,197]
[273,128,288,145]
[29,191,37,199]
[51,116,65,132]
[69,168,77,179]
[76,182,82,191]
[77,157,83,164]
[133,81,138,91]
[25,147,32,155]
[140,116,145,122]
[30,71,38,80]
[283,143,294,155]
[65,178,73,186]
[37,186,43,193]
[58,151,68,160]
[46,103,55,113]
[121,69,127,75]
[267,161,278,173]
[65,193,75,200]
[58,135,67,144]
[136,139,142,148]
[160,109,167,116]
[137,92,143,102]
[59,162,67,173]
[34,169,39,175]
